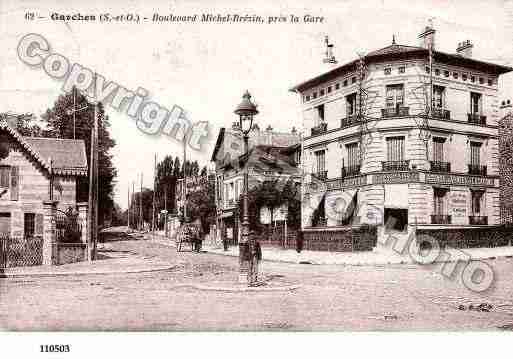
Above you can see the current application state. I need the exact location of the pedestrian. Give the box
[296,230,304,253]
[248,230,262,285]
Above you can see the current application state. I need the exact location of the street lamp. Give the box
[234,90,258,284]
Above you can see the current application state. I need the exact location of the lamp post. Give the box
[234,90,258,284]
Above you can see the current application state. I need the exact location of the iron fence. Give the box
[0,235,43,268]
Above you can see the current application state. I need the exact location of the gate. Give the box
[0,234,44,268]
[55,212,82,243]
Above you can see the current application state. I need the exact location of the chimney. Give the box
[418,24,436,50]
[456,40,473,58]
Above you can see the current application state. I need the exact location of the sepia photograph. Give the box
[0,0,512,356]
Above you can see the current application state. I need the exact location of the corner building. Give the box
[291,26,513,246]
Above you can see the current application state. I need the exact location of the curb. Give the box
[168,283,301,293]
[0,265,176,278]
[149,236,513,267]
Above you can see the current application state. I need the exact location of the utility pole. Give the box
[152,153,157,233]
[182,137,187,220]
[87,98,98,261]
[139,172,143,231]
[131,181,135,230]
[127,182,130,229]
[164,186,168,236]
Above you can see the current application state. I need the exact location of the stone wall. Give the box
[302,225,377,252]
[416,226,513,249]
[53,243,87,265]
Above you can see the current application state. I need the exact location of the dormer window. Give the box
[384,67,391,75]
[435,69,440,76]
[488,79,493,86]
[462,73,468,81]
[351,76,357,84]
[479,77,484,84]
[343,79,348,86]
[335,83,340,90]
[444,70,450,77]
[320,89,325,96]
[453,72,458,79]
[398,66,405,74]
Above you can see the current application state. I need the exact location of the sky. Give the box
[1,0,512,210]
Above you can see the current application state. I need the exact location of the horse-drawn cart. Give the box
[175,222,201,252]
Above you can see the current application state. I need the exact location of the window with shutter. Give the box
[386,136,405,162]
[470,142,481,166]
[432,137,445,162]
[10,166,19,201]
[0,166,9,188]
[35,213,44,236]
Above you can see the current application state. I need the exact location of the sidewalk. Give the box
[1,244,175,278]
[150,231,513,266]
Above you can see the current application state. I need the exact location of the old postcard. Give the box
[0,0,512,357]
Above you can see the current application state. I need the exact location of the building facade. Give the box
[292,26,512,244]
[211,124,300,245]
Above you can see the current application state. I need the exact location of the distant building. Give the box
[211,124,301,245]
[291,25,512,247]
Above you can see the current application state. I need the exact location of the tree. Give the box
[41,87,117,225]
[155,155,176,214]
[187,176,216,233]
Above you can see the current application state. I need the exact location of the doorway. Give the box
[384,208,408,232]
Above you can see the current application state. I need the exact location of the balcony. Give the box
[432,108,450,120]
[341,165,361,178]
[469,216,488,225]
[430,161,451,173]
[382,160,410,171]
[313,171,328,181]
[311,122,327,136]
[340,115,359,128]
[468,164,487,176]
[431,214,452,224]
[467,113,487,125]
[381,106,410,118]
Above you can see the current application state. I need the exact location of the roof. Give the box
[210,127,300,163]
[0,119,88,176]
[23,137,88,176]
[238,145,300,176]
[290,43,513,92]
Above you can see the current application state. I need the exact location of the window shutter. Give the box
[35,213,44,236]
[10,166,19,201]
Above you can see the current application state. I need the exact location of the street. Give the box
[1,230,513,331]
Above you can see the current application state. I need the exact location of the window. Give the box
[433,188,448,215]
[346,93,357,116]
[470,141,481,167]
[435,68,440,76]
[471,190,484,215]
[327,86,332,93]
[384,67,391,75]
[425,66,430,73]
[453,72,458,79]
[312,91,317,99]
[444,70,450,77]
[462,73,468,81]
[229,183,234,200]
[488,79,493,86]
[314,150,326,175]
[335,83,340,90]
[316,104,325,124]
[386,84,404,109]
[471,75,475,83]
[24,213,35,238]
[351,76,356,84]
[320,89,325,96]
[470,92,482,114]
[432,137,445,162]
[343,79,348,87]
[386,136,405,162]
[479,77,484,84]
[305,95,310,102]
[398,66,405,74]
[433,85,445,109]
[0,166,9,188]
[346,142,360,168]
[234,181,239,201]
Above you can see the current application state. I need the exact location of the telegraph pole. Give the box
[127,182,130,229]
[139,172,143,231]
[152,153,157,233]
[182,137,187,220]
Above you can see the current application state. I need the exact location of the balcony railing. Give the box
[432,108,450,120]
[313,170,328,180]
[382,160,410,171]
[467,113,487,125]
[468,164,487,176]
[430,161,451,173]
[341,165,361,178]
[381,106,410,118]
[311,122,327,136]
[469,216,488,225]
[431,214,452,224]
[340,115,359,128]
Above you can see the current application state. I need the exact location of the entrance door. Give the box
[384,208,408,231]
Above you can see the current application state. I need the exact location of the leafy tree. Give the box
[186,177,216,233]
[41,87,117,224]
[155,155,176,214]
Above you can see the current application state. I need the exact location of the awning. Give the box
[384,184,409,208]
[325,189,357,225]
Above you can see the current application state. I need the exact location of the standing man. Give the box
[248,230,262,285]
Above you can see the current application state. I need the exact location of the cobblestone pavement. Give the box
[1,234,513,331]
